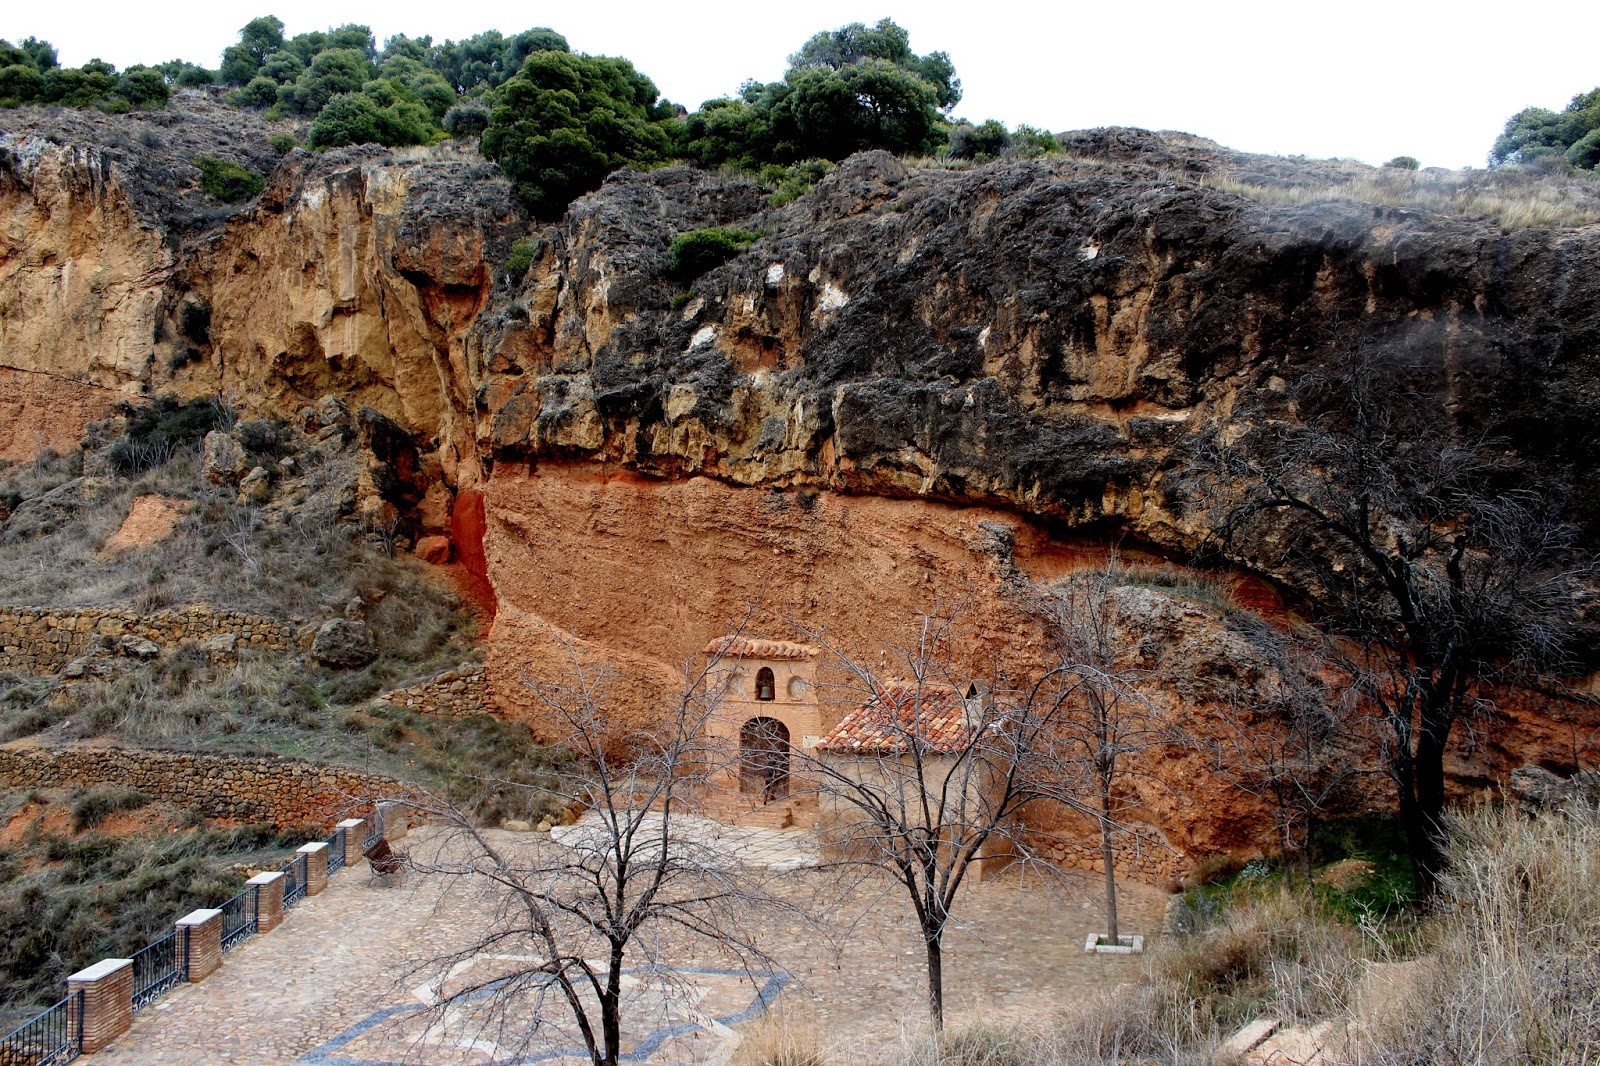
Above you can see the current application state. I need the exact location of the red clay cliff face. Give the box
[0,367,119,462]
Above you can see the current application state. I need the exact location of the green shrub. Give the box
[108,395,231,474]
[442,102,490,139]
[1384,155,1421,170]
[760,159,834,206]
[193,156,265,202]
[179,301,211,346]
[268,131,298,156]
[504,238,537,283]
[668,228,761,282]
[70,787,152,832]
[480,51,676,219]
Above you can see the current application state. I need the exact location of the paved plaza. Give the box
[91,822,1166,1064]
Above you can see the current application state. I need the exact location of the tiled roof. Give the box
[703,636,818,661]
[815,682,975,756]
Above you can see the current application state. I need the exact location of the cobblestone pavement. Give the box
[550,811,819,871]
[94,827,1167,1065]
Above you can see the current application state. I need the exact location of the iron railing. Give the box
[326,828,346,875]
[282,853,307,907]
[0,992,81,1066]
[219,886,258,952]
[131,932,185,1012]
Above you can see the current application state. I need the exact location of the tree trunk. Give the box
[1409,706,1454,901]
[1097,778,1120,945]
[601,950,625,1066]
[925,932,945,1031]
[1101,822,1120,945]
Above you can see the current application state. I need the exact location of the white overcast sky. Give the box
[8,0,1597,170]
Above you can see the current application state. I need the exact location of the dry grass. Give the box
[1149,887,1364,1033]
[1350,803,1600,1065]
[1200,166,1600,230]
[899,141,1600,231]
[890,989,1215,1066]
[734,1009,828,1066]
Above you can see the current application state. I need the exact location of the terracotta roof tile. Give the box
[703,636,818,661]
[816,682,976,756]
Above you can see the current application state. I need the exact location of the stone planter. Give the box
[1083,933,1144,954]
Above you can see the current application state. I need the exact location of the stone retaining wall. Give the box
[0,604,300,673]
[0,746,404,828]
[1026,821,1186,884]
[373,664,487,718]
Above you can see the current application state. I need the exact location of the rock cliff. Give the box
[5,103,1600,862]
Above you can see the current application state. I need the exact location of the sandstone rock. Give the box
[501,820,531,832]
[116,636,161,661]
[202,431,246,486]
[3,478,103,542]
[237,466,271,504]
[418,482,454,533]
[311,395,352,432]
[414,535,451,565]
[200,633,238,661]
[1508,766,1600,812]
[312,619,377,669]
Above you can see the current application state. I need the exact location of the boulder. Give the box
[312,619,377,669]
[202,431,246,486]
[116,635,161,661]
[1509,766,1600,812]
[200,633,238,662]
[237,466,272,504]
[414,535,451,565]
[310,395,352,432]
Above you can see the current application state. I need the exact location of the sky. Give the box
[7,0,1598,170]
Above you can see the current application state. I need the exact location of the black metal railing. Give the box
[326,828,346,874]
[282,853,307,907]
[219,886,258,953]
[0,991,81,1066]
[131,932,185,1012]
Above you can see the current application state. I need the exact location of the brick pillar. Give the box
[66,958,132,1054]
[247,871,285,932]
[338,818,366,868]
[175,909,222,982]
[298,842,329,896]
[376,800,408,842]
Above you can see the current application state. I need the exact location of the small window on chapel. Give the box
[755,667,776,702]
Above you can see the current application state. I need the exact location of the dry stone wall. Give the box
[0,605,300,673]
[1026,821,1187,885]
[373,664,486,718]
[0,746,403,827]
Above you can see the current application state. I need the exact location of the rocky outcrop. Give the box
[8,103,1600,861]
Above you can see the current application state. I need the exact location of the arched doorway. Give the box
[740,716,790,802]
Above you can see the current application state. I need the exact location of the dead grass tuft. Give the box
[1351,803,1600,1064]
[735,1009,828,1066]
[1201,165,1600,229]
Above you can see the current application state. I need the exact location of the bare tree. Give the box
[401,642,782,1066]
[1010,564,1169,947]
[1199,343,1590,897]
[796,609,1079,1031]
